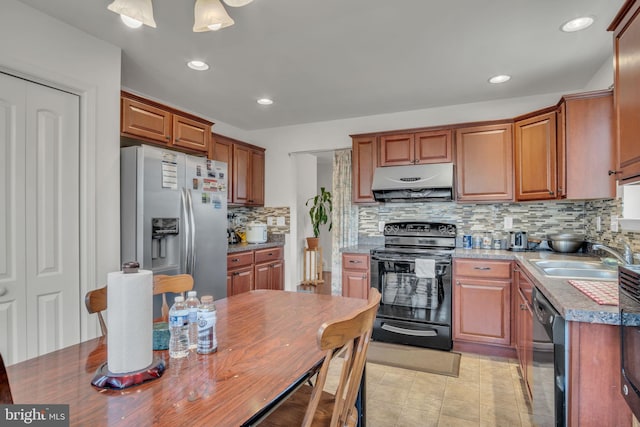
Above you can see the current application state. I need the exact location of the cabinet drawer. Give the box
[227,251,254,269]
[455,259,512,279]
[254,247,283,263]
[342,253,370,271]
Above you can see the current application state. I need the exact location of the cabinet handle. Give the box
[456,280,460,286]
[175,138,180,142]
[473,267,491,271]
[231,258,240,262]
[165,135,170,140]
[548,190,555,195]
[349,260,361,264]
[362,275,367,279]
[520,304,527,310]
[233,272,240,276]
[268,253,273,256]
[0,287,6,297]
[609,170,622,176]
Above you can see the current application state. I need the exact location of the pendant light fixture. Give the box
[193,0,235,32]
[222,0,254,6]
[107,0,157,28]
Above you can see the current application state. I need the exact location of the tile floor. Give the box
[326,352,538,427]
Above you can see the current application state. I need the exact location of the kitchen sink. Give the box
[530,259,618,281]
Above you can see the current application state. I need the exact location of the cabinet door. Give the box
[453,278,511,345]
[514,111,557,201]
[210,134,233,203]
[254,263,271,290]
[455,123,513,201]
[415,130,452,164]
[172,114,210,153]
[341,270,369,299]
[121,97,172,144]
[614,6,640,183]
[249,149,265,206]
[379,133,414,166]
[228,266,253,296]
[271,261,284,290]
[561,92,615,199]
[352,136,378,203]
[233,144,251,205]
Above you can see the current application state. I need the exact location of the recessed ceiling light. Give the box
[561,16,595,32]
[120,15,143,28]
[257,98,274,105]
[488,75,511,84]
[187,60,209,71]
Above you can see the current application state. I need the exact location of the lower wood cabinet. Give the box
[341,253,370,299]
[227,246,284,296]
[514,263,533,399]
[453,259,512,347]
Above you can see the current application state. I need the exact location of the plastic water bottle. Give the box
[185,291,200,350]
[197,295,217,354]
[168,296,189,358]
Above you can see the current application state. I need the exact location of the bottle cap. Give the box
[174,296,184,302]
[187,291,197,297]
[201,295,214,303]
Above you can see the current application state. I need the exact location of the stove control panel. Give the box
[383,221,456,237]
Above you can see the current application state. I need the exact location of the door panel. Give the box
[25,82,81,360]
[0,74,27,364]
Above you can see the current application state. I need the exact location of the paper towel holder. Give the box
[91,262,166,390]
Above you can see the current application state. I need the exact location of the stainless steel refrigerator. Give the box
[121,145,228,314]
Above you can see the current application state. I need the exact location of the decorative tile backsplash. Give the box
[229,206,290,234]
[359,198,640,253]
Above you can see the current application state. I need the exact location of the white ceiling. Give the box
[17,0,624,131]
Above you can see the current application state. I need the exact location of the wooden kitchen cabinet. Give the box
[455,123,514,202]
[610,1,640,184]
[254,247,284,290]
[453,259,512,348]
[514,263,533,399]
[379,129,452,166]
[120,91,212,154]
[341,253,370,299]
[210,133,265,207]
[227,251,254,296]
[351,135,378,203]
[514,109,557,201]
[557,90,615,199]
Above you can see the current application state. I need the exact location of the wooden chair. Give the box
[0,352,13,404]
[85,286,108,336]
[261,288,381,427]
[153,274,194,322]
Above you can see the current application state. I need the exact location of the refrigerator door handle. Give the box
[186,189,196,275]
[181,188,191,274]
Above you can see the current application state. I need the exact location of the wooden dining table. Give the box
[7,290,368,426]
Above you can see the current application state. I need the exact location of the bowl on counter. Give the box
[546,233,585,253]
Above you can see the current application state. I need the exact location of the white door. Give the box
[0,73,80,365]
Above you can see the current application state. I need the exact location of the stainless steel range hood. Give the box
[371,163,454,202]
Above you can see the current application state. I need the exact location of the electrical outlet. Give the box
[596,216,601,232]
[267,217,275,226]
[504,217,513,230]
[378,221,385,232]
[276,216,285,226]
[611,215,619,232]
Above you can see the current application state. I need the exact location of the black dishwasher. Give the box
[532,287,566,427]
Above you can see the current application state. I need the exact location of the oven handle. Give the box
[371,254,449,264]
[381,323,438,337]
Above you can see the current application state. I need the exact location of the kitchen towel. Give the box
[107,268,153,374]
[568,280,618,306]
[415,258,436,279]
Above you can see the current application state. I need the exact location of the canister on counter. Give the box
[463,234,472,249]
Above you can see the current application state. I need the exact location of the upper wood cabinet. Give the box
[210,133,265,206]
[610,3,640,184]
[558,90,615,199]
[455,123,514,202]
[120,91,212,154]
[514,110,557,201]
[351,135,378,203]
[379,130,452,166]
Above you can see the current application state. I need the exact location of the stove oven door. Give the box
[370,251,452,350]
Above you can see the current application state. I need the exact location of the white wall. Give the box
[317,157,333,270]
[1,0,121,341]
[292,154,317,290]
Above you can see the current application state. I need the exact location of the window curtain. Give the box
[331,149,359,295]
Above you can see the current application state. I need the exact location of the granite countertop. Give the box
[343,244,621,325]
[228,241,284,253]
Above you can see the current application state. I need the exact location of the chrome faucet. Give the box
[592,242,634,265]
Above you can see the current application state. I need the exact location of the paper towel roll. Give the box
[107,269,153,374]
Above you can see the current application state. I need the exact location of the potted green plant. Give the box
[305,187,332,249]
